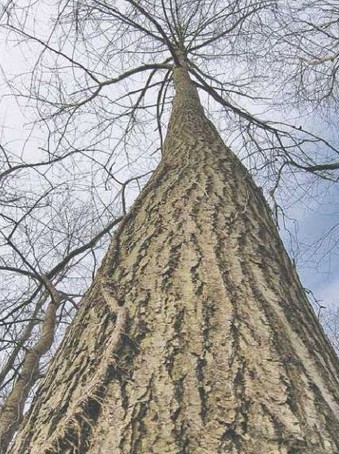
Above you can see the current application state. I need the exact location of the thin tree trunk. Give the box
[8,67,339,454]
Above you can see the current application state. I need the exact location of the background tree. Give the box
[0,0,339,452]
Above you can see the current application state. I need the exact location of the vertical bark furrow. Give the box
[9,67,339,453]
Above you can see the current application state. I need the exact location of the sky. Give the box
[293,199,339,308]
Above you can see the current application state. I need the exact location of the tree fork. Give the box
[8,66,339,453]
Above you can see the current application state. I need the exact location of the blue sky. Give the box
[293,195,339,308]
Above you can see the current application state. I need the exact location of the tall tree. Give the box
[6,45,339,454]
[1,0,339,452]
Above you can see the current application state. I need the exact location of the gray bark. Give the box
[8,67,339,454]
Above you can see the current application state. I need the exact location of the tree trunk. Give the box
[8,67,339,454]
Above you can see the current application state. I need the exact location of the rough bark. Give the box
[8,67,339,454]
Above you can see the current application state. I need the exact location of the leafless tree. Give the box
[0,1,338,452]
